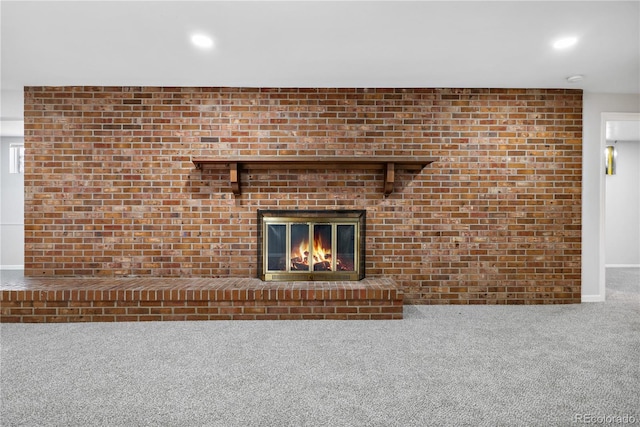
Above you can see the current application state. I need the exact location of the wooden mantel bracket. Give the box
[229,162,239,195]
[192,156,437,196]
[384,162,395,196]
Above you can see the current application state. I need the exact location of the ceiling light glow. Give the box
[191,34,214,49]
[553,37,578,49]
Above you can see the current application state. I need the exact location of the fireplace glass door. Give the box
[258,210,365,281]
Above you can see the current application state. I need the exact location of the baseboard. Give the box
[605,264,640,268]
[0,265,24,270]
[582,294,605,302]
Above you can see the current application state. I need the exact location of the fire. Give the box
[294,239,309,264]
[291,236,332,271]
[312,234,331,263]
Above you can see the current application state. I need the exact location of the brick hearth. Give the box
[0,277,402,322]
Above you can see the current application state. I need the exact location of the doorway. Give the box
[600,113,640,300]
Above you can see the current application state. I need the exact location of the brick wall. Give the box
[24,87,582,304]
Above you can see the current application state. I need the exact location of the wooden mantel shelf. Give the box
[192,156,437,196]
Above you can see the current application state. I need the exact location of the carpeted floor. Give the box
[1,269,638,427]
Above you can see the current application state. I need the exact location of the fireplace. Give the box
[258,210,366,281]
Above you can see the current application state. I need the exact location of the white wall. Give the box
[0,136,25,268]
[582,93,640,301]
[605,140,640,266]
[1,89,24,120]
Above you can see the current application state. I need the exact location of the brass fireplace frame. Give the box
[257,210,366,281]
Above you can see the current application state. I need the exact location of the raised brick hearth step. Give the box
[0,277,403,322]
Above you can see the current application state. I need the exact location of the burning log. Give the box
[313,261,331,271]
[291,256,308,271]
[336,259,354,271]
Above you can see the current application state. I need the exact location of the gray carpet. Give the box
[1,269,639,427]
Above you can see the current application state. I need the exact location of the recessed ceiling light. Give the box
[567,75,584,83]
[553,37,578,49]
[191,34,214,49]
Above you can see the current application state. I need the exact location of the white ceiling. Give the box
[1,0,639,130]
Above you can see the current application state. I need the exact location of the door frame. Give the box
[597,112,640,301]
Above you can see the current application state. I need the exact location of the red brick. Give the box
[21,86,582,306]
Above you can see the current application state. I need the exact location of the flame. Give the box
[312,234,331,264]
[295,239,309,263]
[291,234,331,269]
